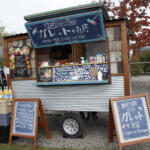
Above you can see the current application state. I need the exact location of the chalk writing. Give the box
[115,97,150,142]
[25,11,105,48]
[13,101,37,135]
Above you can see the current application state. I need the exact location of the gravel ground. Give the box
[13,112,150,150]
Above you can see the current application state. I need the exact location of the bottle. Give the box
[0,89,4,100]
[80,57,85,64]
[98,71,102,81]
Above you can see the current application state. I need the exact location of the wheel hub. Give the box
[63,118,79,135]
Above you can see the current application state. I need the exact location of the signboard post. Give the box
[109,94,150,150]
[9,99,50,150]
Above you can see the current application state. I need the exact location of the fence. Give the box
[130,62,150,75]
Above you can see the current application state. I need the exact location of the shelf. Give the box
[32,80,109,86]
[38,62,108,69]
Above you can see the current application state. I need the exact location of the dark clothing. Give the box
[0,68,7,90]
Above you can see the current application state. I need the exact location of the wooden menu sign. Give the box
[9,99,50,150]
[109,94,150,150]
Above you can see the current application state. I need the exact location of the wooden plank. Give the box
[4,34,29,42]
[121,21,130,96]
[39,101,51,139]
[114,26,121,41]
[106,27,114,41]
[105,21,122,28]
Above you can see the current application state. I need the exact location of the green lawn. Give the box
[0,144,117,150]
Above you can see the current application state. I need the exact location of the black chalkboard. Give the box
[109,94,150,150]
[15,55,26,68]
[13,55,30,77]
[38,68,52,82]
[25,10,106,48]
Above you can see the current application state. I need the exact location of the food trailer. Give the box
[4,2,130,138]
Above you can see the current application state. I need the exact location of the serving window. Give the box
[36,40,110,85]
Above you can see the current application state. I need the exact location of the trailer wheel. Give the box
[60,113,84,138]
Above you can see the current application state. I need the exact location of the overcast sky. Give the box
[0,0,99,34]
[0,0,149,34]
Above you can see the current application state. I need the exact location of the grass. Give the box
[0,144,117,150]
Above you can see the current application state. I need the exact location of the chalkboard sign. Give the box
[53,64,109,82]
[109,94,150,150]
[38,67,52,82]
[11,99,39,136]
[9,99,50,150]
[13,101,37,135]
[25,10,106,48]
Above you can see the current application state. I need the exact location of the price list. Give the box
[13,101,37,136]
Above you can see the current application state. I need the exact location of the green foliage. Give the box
[130,56,143,74]
[0,55,5,67]
[139,51,150,62]
[139,51,150,73]
[0,26,8,67]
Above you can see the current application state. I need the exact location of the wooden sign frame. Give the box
[109,94,150,150]
[9,99,50,150]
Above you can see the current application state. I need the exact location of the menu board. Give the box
[25,10,106,48]
[110,94,150,150]
[53,64,109,82]
[38,68,52,82]
[12,101,37,136]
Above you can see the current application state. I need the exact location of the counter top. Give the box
[33,80,109,86]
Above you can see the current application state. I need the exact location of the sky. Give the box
[0,0,100,34]
[0,0,149,34]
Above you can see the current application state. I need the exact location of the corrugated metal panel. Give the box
[12,76,124,112]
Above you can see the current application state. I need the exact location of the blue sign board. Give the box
[25,10,106,48]
[13,101,37,136]
[114,97,150,143]
[52,64,108,82]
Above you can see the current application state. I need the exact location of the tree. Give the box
[103,0,150,51]
[0,26,8,67]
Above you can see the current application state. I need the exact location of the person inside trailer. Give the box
[51,45,71,66]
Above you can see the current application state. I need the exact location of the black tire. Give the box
[60,113,84,138]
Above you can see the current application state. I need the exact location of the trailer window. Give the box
[106,26,123,74]
[8,39,36,79]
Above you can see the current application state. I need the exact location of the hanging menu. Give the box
[13,101,37,135]
[25,10,106,48]
[15,55,29,77]
[109,94,150,150]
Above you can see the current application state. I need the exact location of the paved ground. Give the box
[13,76,150,149]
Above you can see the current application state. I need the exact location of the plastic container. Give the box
[96,54,102,63]
[98,71,103,81]
[102,55,106,62]
[0,112,11,126]
[0,100,12,114]
[89,56,94,63]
